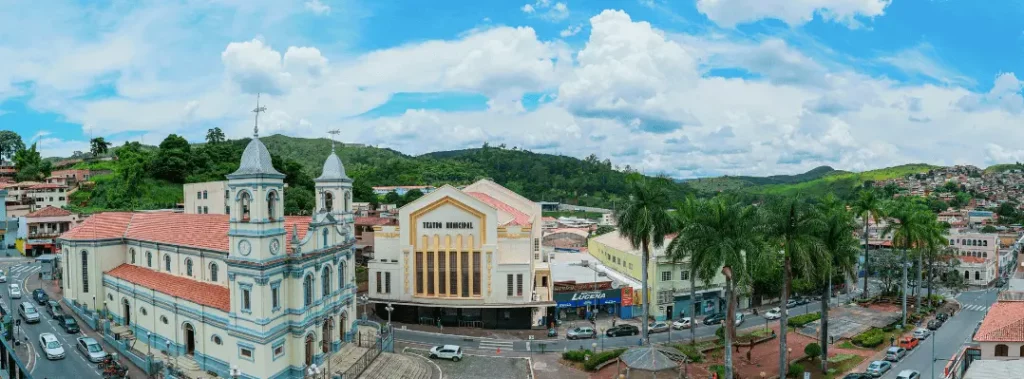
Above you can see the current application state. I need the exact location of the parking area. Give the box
[405,347,533,379]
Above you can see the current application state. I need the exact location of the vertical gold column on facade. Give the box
[432,235,440,296]
[468,235,475,296]
[441,235,450,296]
[456,235,463,298]
[419,235,428,295]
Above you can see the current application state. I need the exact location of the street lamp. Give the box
[92,295,96,313]
[359,294,369,320]
[165,340,172,357]
[230,364,241,379]
[145,332,152,357]
[384,303,394,328]
[592,342,597,354]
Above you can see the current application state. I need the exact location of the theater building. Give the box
[368,180,555,329]
[58,131,358,379]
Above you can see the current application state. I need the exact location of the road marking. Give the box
[478,338,514,351]
[403,347,444,379]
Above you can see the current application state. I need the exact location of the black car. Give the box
[936,313,948,322]
[32,289,49,305]
[703,313,726,325]
[60,317,79,333]
[927,319,943,330]
[842,373,873,379]
[795,297,811,306]
[45,300,64,320]
[606,324,639,337]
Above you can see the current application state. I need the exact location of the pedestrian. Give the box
[890,336,895,346]
[612,318,617,327]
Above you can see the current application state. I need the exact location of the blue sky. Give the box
[2,0,1024,178]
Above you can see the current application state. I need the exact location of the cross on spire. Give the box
[252,93,267,138]
[327,129,341,152]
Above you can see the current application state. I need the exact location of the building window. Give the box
[267,191,278,220]
[197,206,201,214]
[164,254,171,272]
[472,251,481,296]
[426,251,435,295]
[984,240,988,246]
[304,274,314,307]
[146,251,152,267]
[241,286,251,313]
[130,249,136,264]
[438,250,447,294]
[239,345,254,361]
[629,263,634,270]
[533,238,539,252]
[661,271,671,281]
[516,273,523,297]
[416,251,424,294]
[322,228,329,247]
[197,191,202,199]
[160,316,168,324]
[975,271,981,280]
[271,281,281,312]
[339,261,346,288]
[203,190,208,199]
[344,191,351,211]
[212,335,223,345]
[376,271,382,294]
[325,192,334,212]
[140,307,147,316]
[507,275,514,297]
[321,267,332,298]
[273,344,285,359]
[996,344,1009,356]
[681,270,690,281]
[240,191,251,222]
[210,263,219,282]
[385,272,392,294]
[203,206,208,214]
[184,258,193,276]
[81,250,89,293]
[541,276,548,287]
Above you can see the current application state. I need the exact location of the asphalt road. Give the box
[1,260,104,379]
[876,289,998,379]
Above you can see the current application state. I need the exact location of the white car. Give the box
[8,284,21,299]
[672,317,692,330]
[429,345,463,362]
[734,313,745,326]
[39,333,65,360]
[896,369,921,379]
[764,307,782,320]
[0,269,6,283]
[913,328,931,340]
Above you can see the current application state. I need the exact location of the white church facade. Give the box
[58,131,359,379]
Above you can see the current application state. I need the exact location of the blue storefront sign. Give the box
[554,288,622,308]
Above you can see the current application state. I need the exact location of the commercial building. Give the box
[57,132,359,378]
[588,232,729,321]
[368,179,554,329]
[948,230,999,285]
[27,183,69,211]
[549,251,636,321]
[17,206,76,256]
[184,181,229,215]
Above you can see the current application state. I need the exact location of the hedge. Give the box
[852,328,885,348]
[673,344,704,363]
[787,312,821,327]
[562,349,593,362]
[583,349,627,371]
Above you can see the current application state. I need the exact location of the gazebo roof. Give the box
[619,346,679,372]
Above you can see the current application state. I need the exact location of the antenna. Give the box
[252,93,267,138]
[327,129,341,152]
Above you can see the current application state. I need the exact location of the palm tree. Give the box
[883,199,931,326]
[90,137,110,157]
[916,216,947,309]
[665,196,706,345]
[686,196,762,379]
[760,196,824,379]
[615,174,675,344]
[851,190,886,298]
[814,194,860,373]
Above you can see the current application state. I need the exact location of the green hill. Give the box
[985,163,1024,174]
[686,165,844,193]
[749,163,939,198]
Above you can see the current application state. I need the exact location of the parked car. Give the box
[936,313,949,322]
[32,289,49,305]
[703,313,726,325]
[895,370,921,379]
[567,326,596,340]
[0,269,6,283]
[885,346,907,362]
[866,360,892,377]
[912,328,931,340]
[428,345,463,362]
[76,337,108,363]
[672,317,692,330]
[38,333,65,360]
[842,374,874,379]
[785,299,799,308]
[734,313,745,326]
[649,322,670,334]
[764,307,782,320]
[9,284,22,299]
[898,336,919,350]
[927,319,943,330]
[795,297,811,306]
[606,324,639,337]
[45,300,64,320]
[60,317,80,333]
[18,302,39,324]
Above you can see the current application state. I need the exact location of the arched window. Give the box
[304,274,314,307]
[146,251,152,267]
[240,191,252,222]
[164,254,171,271]
[339,261,346,289]
[185,258,193,277]
[81,250,89,293]
[984,252,988,258]
[130,249,136,264]
[202,190,208,199]
[344,191,350,212]
[323,228,329,247]
[965,270,970,280]
[1019,345,1024,357]
[267,191,278,221]
[996,344,1009,356]
[325,192,334,212]
[210,263,219,282]
[322,267,332,297]
[975,271,981,280]
[983,240,988,246]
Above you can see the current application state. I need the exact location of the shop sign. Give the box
[554,288,621,308]
[621,287,633,306]
[27,239,52,245]
[553,281,612,293]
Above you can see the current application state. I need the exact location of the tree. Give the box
[402,189,425,206]
[804,343,822,361]
[981,225,998,233]
[152,134,192,183]
[284,186,314,215]
[760,196,824,379]
[684,196,761,379]
[593,225,615,237]
[90,137,110,156]
[206,127,226,144]
[615,173,674,346]
[13,143,52,181]
[883,199,932,326]
[0,131,24,165]
[664,196,706,346]
[852,190,886,298]
[915,216,947,308]
[383,191,401,205]
[813,194,859,373]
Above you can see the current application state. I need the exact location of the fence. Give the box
[0,322,30,379]
[100,320,162,376]
[339,335,381,379]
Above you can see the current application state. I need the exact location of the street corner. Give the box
[405,347,534,379]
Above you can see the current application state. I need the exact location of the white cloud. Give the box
[522,1,570,22]
[521,4,536,13]
[986,143,1024,164]
[696,0,892,28]
[304,0,331,15]
[30,131,51,142]
[956,72,1024,114]
[878,43,974,86]
[560,24,583,37]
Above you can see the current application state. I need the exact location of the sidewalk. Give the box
[375,312,643,341]
[37,274,149,379]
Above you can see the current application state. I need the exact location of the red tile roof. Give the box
[106,264,231,312]
[25,206,73,218]
[62,213,310,253]
[960,256,987,264]
[355,217,395,226]
[465,192,532,226]
[974,301,1024,342]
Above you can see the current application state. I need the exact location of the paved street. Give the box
[877,289,998,379]
[0,259,105,379]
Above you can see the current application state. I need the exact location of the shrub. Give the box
[673,344,704,363]
[715,326,725,340]
[788,363,805,378]
[787,312,821,327]
[804,343,822,360]
[583,349,627,371]
[852,328,886,348]
[562,349,592,362]
[828,353,857,363]
[710,365,726,377]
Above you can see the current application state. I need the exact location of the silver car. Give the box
[76,337,108,363]
[913,328,931,340]
[649,322,670,333]
[9,284,21,299]
[38,333,65,360]
[566,326,596,339]
[867,360,892,377]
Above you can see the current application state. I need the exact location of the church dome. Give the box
[316,152,351,181]
[231,137,282,176]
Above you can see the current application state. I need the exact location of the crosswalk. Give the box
[478,338,514,351]
[962,304,989,312]
[8,265,39,274]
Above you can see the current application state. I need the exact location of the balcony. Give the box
[28,231,63,239]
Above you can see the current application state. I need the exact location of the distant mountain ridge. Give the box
[685,165,846,193]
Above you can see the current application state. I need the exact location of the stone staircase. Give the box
[110,325,134,341]
[173,355,205,379]
[358,353,433,379]
[328,343,370,375]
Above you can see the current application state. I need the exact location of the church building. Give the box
[58,128,358,379]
